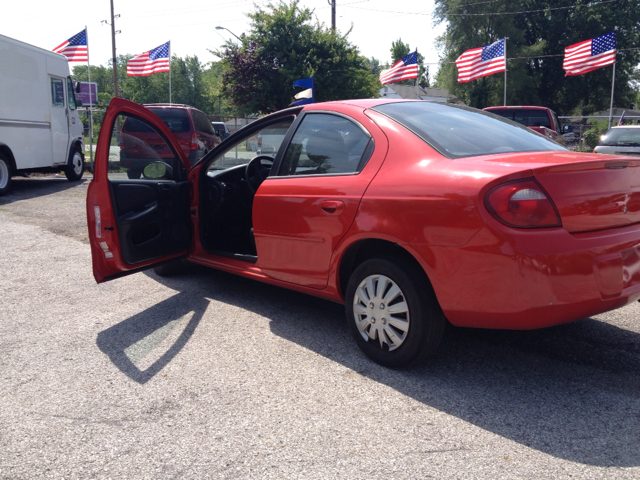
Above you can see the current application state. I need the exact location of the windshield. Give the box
[487,108,552,128]
[148,108,190,133]
[372,102,565,159]
[598,128,640,147]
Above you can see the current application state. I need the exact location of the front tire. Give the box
[345,256,445,368]
[64,146,84,181]
[0,152,12,196]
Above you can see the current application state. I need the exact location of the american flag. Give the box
[455,39,506,83]
[379,51,419,85]
[52,29,88,62]
[563,31,616,76]
[127,42,171,76]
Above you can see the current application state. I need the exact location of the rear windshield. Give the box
[372,102,565,159]
[148,108,190,133]
[487,108,552,128]
[598,128,640,147]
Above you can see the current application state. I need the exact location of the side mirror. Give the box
[143,162,174,179]
[75,82,82,93]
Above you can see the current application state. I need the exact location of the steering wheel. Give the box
[245,155,274,193]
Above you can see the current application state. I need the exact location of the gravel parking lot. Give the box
[1,175,639,479]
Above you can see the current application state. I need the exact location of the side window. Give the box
[207,117,294,172]
[50,77,64,107]
[109,113,181,180]
[66,77,77,110]
[278,113,371,176]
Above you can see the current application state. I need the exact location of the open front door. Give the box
[87,98,193,283]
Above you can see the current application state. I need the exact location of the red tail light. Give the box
[485,179,561,228]
[190,132,199,150]
[119,132,125,150]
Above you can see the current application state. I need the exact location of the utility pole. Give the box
[327,0,336,31]
[110,0,118,98]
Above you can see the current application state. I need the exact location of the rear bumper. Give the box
[417,220,640,329]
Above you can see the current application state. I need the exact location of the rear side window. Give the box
[148,108,190,133]
[278,113,371,176]
[373,102,564,159]
[192,110,215,135]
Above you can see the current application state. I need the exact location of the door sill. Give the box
[211,249,257,263]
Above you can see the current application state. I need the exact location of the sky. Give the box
[1,0,446,74]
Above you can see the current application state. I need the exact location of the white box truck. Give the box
[0,34,85,196]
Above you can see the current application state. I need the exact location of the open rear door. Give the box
[87,98,193,283]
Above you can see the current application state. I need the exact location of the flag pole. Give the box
[85,26,94,173]
[504,38,508,106]
[415,47,418,87]
[608,61,616,129]
[169,41,172,105]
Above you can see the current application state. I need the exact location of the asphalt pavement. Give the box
[0,176,639,479]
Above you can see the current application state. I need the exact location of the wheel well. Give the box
[0,144,16,173]
[70,141,84,157]
[338,239,429,298]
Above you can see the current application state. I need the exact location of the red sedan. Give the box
[87,98,640,367]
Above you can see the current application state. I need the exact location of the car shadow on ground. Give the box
[100,263,640,467]
[0,176,88,205]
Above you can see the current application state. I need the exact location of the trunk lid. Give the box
[531,153,640,232]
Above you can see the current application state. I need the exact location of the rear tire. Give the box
[64,146,84,181]
[345,255,446,368]
[0,152,12,196]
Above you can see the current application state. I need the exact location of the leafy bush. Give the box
[582,120,609,151]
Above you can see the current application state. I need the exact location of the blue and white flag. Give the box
[291,77,314,105]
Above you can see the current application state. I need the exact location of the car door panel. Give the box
[87,98,192,283]
[253,109,389,289]
[109,180,191,265]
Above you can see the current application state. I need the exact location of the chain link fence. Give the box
[559,115,640,151]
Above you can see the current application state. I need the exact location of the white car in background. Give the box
[594,126,640,156]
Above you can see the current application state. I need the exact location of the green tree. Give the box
[433,0,640,113]
[219,0,379,114]
[73,55,239,116]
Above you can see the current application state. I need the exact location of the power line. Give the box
[448,0,618,16]
[342,0,618,18]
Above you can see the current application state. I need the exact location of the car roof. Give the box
[302,98,424,110]
[143,103,196,110]
[483,106,552,111]
[610,125,640,129]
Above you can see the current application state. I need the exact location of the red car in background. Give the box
[483,105,565,145]
[119,103,220,179]
[87,98,640,368]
